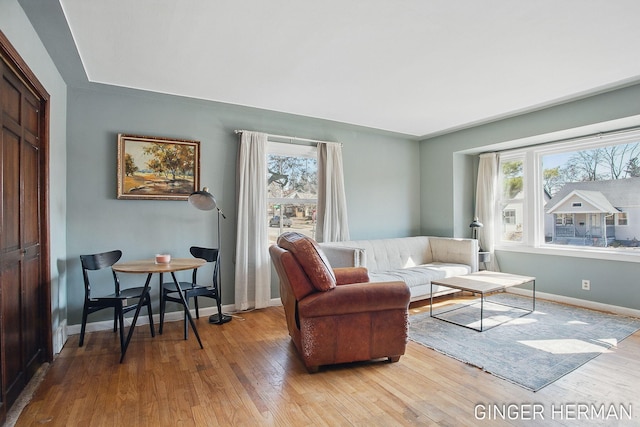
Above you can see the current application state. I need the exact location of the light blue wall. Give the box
[65,84,420,324]
[11,0,420,328]
[420,83,640,310]
[1,0,68,347]
[10,0,640,330]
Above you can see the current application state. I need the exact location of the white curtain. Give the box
[475,152,500,271]
[235,131,271,310]
[316,142,350,242]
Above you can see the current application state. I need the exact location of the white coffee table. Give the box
[430,271,536,331]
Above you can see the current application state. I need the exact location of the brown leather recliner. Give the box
[269,232,411,373]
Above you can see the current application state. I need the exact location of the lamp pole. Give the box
[188,187,232,324]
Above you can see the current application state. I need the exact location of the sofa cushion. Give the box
[368,262,471,293]
[277,232,336,291]
[319,236,478,302]
[324,236,434,271]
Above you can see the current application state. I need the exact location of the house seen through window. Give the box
[496,132,640,253]
[267,142,318,245]
[499,156,524,242]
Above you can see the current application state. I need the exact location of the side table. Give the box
[478,251,490,270]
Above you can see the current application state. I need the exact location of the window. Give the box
[554,214,573,226]
[503,209,516,224]
[267,142,317,245]
[498,156,525,243]
[496,129,640,254]
[617,212,628,226]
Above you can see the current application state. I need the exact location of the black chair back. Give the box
[189,246,218,263]
[80,250,123,298]
[80,249,122,270]
[189,246,219,284]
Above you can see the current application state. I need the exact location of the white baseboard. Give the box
[269,297,282,307]
[61,299,283,349]
[66,303,237,335]
[53,320,67,354]
[507,288,640,318]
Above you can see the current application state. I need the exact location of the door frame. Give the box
[0,30,53,361]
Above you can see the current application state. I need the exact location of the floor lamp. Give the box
[469,217,483,241]
[188,187,232,324]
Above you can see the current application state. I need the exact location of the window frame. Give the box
[267,141,318,243]
[496,151,527,246]
[617,212,628,226]
[494,128,640,262]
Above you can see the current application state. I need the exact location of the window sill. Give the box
[495,244,640,264]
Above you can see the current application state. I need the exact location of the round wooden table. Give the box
[113,258,206,362]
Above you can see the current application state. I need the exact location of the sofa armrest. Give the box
[319,244,366,268]
[429,237,478,272]
[299,281,410,317]
[334,267,370,285]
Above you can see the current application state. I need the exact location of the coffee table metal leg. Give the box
[532,279,536,312]
[430,273,536,332]
[480,293,484,332]
[430,282,434,318]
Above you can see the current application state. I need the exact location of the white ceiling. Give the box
[59,0,640,138]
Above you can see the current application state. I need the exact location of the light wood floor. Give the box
[14,301,640,426]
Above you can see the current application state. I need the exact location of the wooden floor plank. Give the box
[14,303,640,426]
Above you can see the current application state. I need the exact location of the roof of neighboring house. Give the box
[546,177,640,213]
[546,190,620,214]
[284,189,316,198]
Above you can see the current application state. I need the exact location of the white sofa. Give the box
[320,236,478,302]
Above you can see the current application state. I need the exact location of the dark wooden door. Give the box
[0,31,51,423]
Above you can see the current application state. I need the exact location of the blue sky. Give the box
[542,152,571,170]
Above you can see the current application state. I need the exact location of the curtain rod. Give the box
[234,130,341,146]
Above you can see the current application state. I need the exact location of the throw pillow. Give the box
[277,232,336,291]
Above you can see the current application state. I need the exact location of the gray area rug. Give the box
[409,293,640,391]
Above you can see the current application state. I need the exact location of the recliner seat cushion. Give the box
[277,232,336,291]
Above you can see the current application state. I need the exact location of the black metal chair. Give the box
[159,246,224,338]
[79,250,155,355]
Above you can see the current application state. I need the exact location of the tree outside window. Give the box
[499,158,524,242]
[267,144,318,244]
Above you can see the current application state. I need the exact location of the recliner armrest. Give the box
[299,281,410,318]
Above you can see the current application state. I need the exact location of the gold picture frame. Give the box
[117,134,200,200]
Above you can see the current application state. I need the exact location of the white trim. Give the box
[507,287,640,318]
[268,141,317,158]
[496,244,640,263]
[269,197,317,204]
[494,121,640,255]
[235,129,339,147]
[53,320,68,355]
[67,303,236,335]
[459,115,640,155]
[535,127,640,158]
[269,297,282,306]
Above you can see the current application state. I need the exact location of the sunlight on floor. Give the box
[519,338,614,354]
[498,317,538,326]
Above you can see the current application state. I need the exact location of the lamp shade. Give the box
[188,187,217,211]
[469,217,483,228]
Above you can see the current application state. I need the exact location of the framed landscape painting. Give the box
[117,134,200,200]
